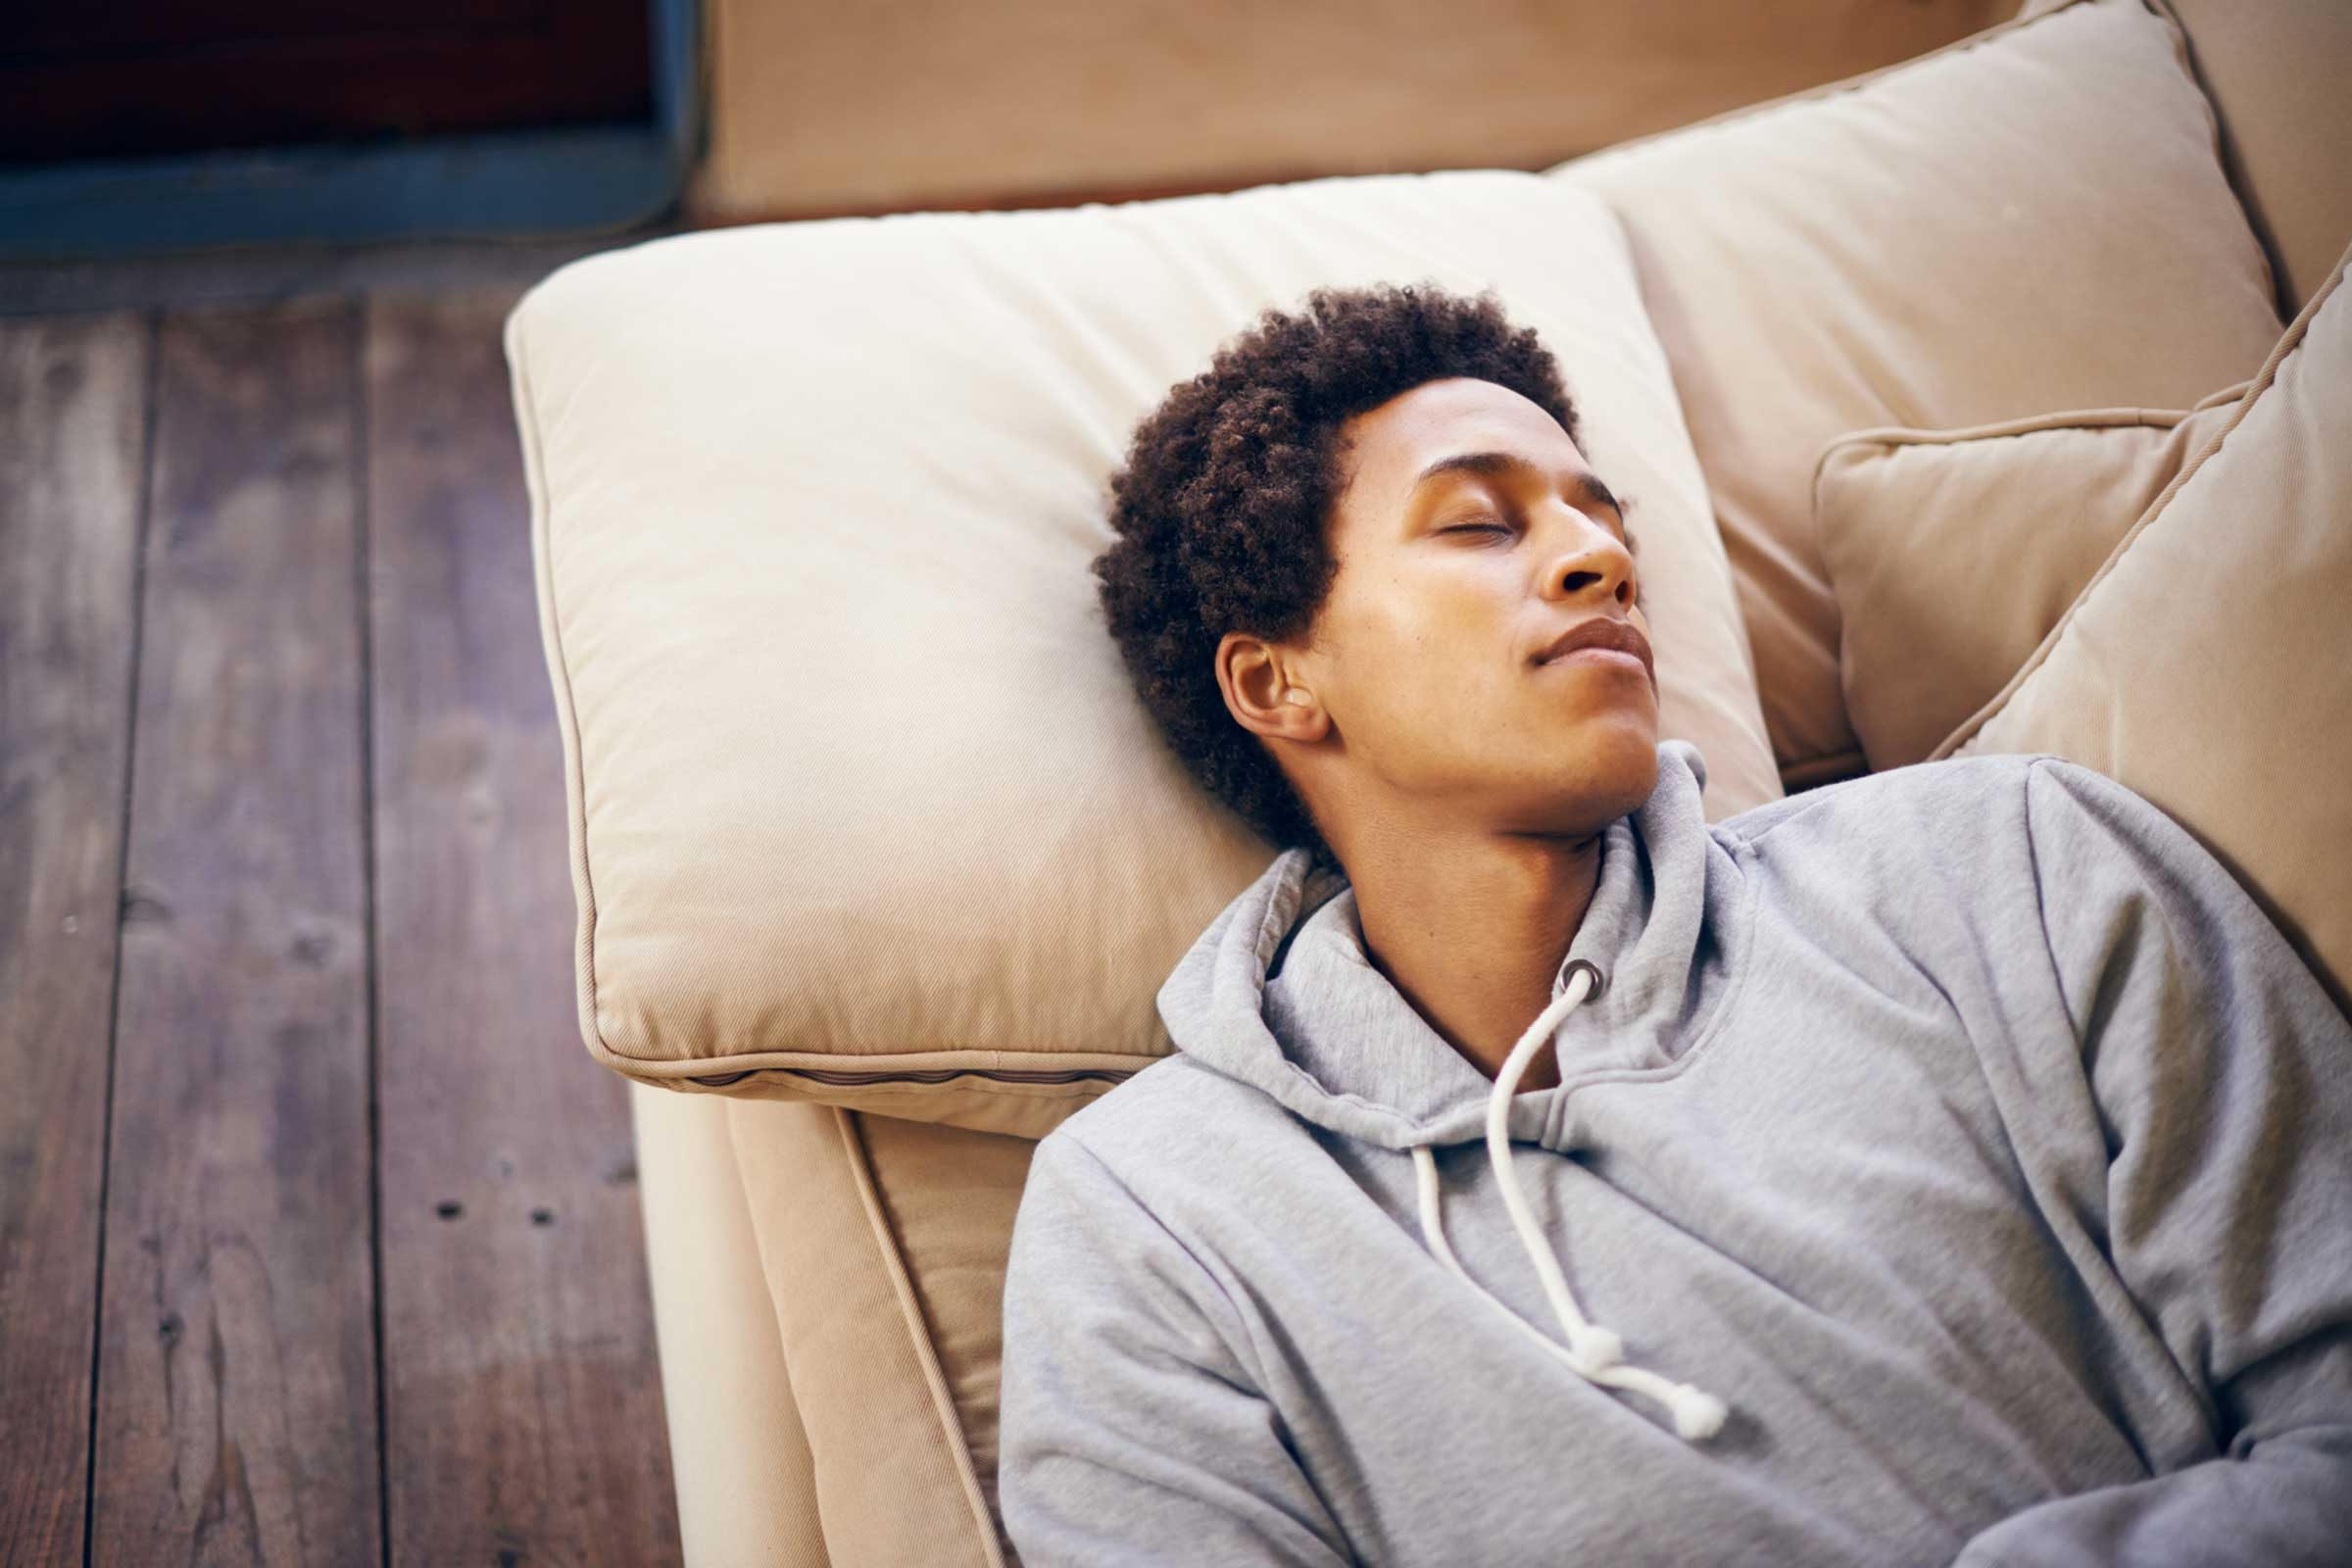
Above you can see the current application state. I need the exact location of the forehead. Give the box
[1334,376,1583,515]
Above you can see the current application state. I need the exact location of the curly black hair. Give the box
[1091,280,1597,875]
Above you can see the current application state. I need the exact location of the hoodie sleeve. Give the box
[997,1127,1356,1567]
[1951,758,2352,1568]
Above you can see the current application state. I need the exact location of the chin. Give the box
[1573,714,1662,813]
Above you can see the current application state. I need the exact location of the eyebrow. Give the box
[1410,450,1626,520]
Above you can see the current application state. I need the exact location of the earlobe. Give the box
[1269,685,1330,745]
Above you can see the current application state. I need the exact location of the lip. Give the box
[1533,616,1654,682]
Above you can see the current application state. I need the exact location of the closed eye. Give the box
[1438,501,1639,549]
[1436,505,1648,612]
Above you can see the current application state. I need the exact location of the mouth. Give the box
[1533,617,1654,684]
[1544,646,1650,677]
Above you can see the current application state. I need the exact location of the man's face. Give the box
[1230,375,1660,846]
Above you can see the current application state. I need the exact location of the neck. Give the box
[1340,818,1607,1093]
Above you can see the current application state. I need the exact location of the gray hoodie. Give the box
[996,739,2352,1567]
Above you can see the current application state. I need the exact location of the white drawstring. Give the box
[1410,960,1730,1443]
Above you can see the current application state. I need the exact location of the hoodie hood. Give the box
[1152,736,1746,1440]
[1156,736,1744,1153]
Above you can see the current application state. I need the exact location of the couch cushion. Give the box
[1936,237,2352,1019]
[2162,0,2352,318]
[1815,381,2249,771]
[1548,0,2285,788]
[723,1101,1030,1568]
[506,168,1782,1136]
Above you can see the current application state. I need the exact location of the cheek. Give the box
[1373,564,1504,650]
[1355,591,1491,689]
[1319,569,1521,728]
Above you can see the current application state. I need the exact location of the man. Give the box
[997,281,2352,1565]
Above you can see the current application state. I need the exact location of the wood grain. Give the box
[365,287,679,1567]
[0,311,151,1565]
[90,297,381,1564]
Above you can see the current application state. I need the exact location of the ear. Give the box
[1217,630,1330,744]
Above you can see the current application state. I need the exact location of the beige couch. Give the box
[502,1,2352,1561]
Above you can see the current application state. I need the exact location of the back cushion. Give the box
[506,169,1781,1137]
[1548,0,2284,787]
[2165,0,2352,318]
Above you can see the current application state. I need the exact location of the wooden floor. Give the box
[1,275,680,1564]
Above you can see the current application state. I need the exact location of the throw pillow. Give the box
[1816,380,2248,770]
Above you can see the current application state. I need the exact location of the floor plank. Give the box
[0,222,689,321]
[91,297,381,1565]
[365,286,680,1567]
[0,310,152,1564]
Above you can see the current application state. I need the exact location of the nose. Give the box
[1536,504,1636,610]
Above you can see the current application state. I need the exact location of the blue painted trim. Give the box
[0,0,701,259]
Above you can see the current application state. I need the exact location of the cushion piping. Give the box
[506,303,615,1086]
[1813,399,2233,469]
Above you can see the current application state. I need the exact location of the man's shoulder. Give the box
[1035,1053,1289,1177]
[1703,753,2108,901]
[1714,750,2066,853]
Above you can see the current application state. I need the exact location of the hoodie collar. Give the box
[1154,738,1745,1153]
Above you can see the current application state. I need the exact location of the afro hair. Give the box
[1091,280,1609,875]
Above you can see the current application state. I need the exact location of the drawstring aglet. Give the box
[1668,1384,1730,1441]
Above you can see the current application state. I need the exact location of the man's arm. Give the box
[1953,758,2352,1568]
[997,1128,1356,1567]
